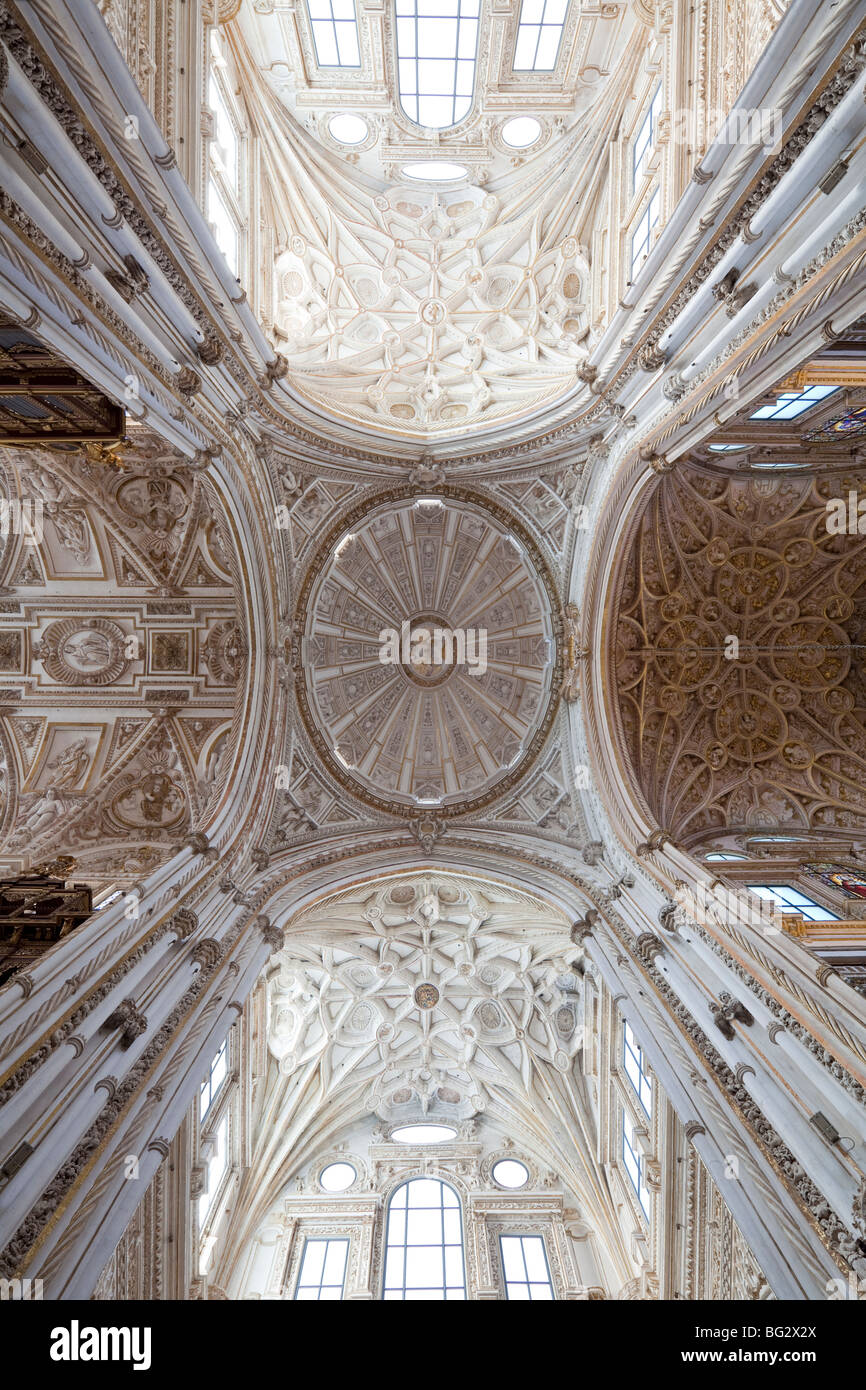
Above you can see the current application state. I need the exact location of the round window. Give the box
[501,116,542,149]
[327,114,368,145]
[492,1158,529,1189]
[319,1161,356,1192]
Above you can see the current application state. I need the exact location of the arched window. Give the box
[383,1177,466,1299]
[395,0,480,130]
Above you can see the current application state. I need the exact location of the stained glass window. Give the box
[804,864,866,901]
[804,405,866,441]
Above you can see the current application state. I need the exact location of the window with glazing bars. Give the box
[395,0,480,128]
[383,1177,466,1299]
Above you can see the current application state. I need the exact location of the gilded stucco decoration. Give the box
[608,465,866,850]
[0,429,246,889]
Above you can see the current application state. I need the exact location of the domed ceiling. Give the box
[295,494,559,815]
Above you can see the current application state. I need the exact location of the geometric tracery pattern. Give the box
[262,876,594,1201]
[609,466,866,849]
[271,155,591,438]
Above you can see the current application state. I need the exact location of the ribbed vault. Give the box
[217,872,627,1278]
[605,462,866,854]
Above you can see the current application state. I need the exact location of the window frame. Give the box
[294,1236,350,1300]
[394,0,480,131]
[306,0,362,69]
[198,1109,231,1228]
[206,55,245,279]
[499,1233,555,1300]
[632,84,661,189]
[621,1110,651,1220]
[200,1035,229,1121]
[629,186,660,280]
[746,884,839,922]
[622,1020,653,1118]
[512,0,569,73]
[382,1176,467,1300]
[748,384,839,421]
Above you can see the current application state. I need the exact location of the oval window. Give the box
[401,162,468,182]
[319,1161,356,1191]
[501,116,542,149]
[492,1159,529,1189]
[390,1124,457,1144]
[327,114,368,145]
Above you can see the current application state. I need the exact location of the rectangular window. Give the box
[95,889,124,911]
[199,1113,229,1224]
[633,85,661,188]
[295,1237,349,1300]
[749,384,838,420]
[623,1020,652,1117]
[747,885,839,922]
[500,1234,554,1299]
[513,0,568,72]
[200,1037,228,1119]
[622,1112,651,1218]
[307,0,361,67]
[207,177,238,275]
[208,73,238,191]
[630,187,659,279]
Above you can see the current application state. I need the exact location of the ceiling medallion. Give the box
[414,982,440,1009]
[294,486,562,818]
[35,618,129,686]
